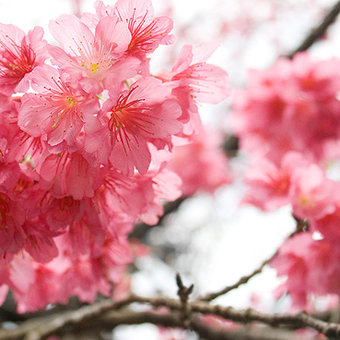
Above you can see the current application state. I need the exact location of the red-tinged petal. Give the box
[49,14,94,55]
[110,138,151,176]
[24,234,58,263]
[47,45,76,70]
[0,23,25,45]
[104,56,141,89]
[115,0,154,20]
[0,24,46,95]
[171,45,193,74]
[148,99,182,138]
[18,95,55,137]
[173,63,230,104]
[95,16,131,55]
[9,255,35,294]
[0,285,8,305]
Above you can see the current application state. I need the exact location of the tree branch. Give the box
[44,309,312,340]
[81,311,312,340]
[2,289,340,340]
[286,0,340,58]
[0,297,136,340]
[176,273,194,327]
[198,218,308,302]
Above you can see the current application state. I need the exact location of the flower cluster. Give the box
[168,127,232,197]
[232,53,340,309]
[0,0,230,312]
[232,52,340,163]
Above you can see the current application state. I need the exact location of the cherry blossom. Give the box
[0,24,47,95]
[0,0,230,312]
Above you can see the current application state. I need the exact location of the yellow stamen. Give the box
[91,63,98,74]
[66,96,77,107]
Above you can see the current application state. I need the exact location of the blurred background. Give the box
[1,0,339,338]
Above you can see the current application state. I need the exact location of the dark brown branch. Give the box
[189,321,310,340]
[1,293,339,340]
[176,274,194,327]
[49,309,311,340]
[190,302,340,339]
[286,0,340,58]
[0,297,136,340]
[86,311,311,340]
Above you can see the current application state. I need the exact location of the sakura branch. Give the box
[1,287,339,340]
[286,0,340,58]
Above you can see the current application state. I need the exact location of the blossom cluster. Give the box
[232,52,340,309]
[168,127,231,197]
[0,0,230,312]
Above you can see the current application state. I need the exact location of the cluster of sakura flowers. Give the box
[232,52,340,309]
[0,0,230,312]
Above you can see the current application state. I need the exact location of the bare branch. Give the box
[198,219,307,302]
[53,310,311,340]
[190,302,340,339]
[1,290,340,340]
[176,273,194,327]
[0,297,135,340]
[286,0,340,58]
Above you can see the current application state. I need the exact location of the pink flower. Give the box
[242,152,310,211]
[312,206,340,241]
[271,232,340,309]
[48,14,132,88]
[137,167,182,225]
[168,128,231,197]
[50,232,132,303]
[0,0,231,313]
[243,151,337,220]
[37,151,105,199]
[88,77,182,176]
[40,193,84,230]
[90,168,153,233]
[171,44,231,104]
[232,53,340,163]
[290,162,338,220]
[10,257,60,313]
[114,0,175,55]
[158,43,230,134]
[22,219,59,263]
[0,24,47,95]
[92,0,174,59]
[243,157,291,211]
[0,190,26,255]
[18,65,99,148]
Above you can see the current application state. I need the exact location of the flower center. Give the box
[91,63,98,74]
[66,96,77,107]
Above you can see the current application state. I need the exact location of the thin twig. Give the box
[286,0,340,58]
[1,292,339,340]
[189,302,340,339]
[0,297,135,340]
[176,273,194,327]
[40,309,311,340]
[198,219,308,302]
